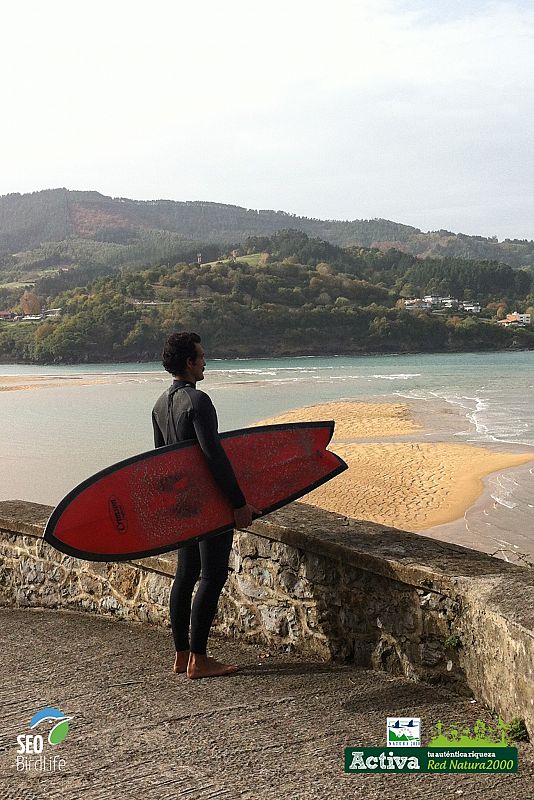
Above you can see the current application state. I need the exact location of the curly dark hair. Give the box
[162,331,201,375]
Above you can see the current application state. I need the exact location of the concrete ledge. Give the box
[0,498,532,737]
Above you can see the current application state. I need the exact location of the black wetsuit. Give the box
[152,380,245,655]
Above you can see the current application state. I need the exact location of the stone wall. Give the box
[1,499,533,737]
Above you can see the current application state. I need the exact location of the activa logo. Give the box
[348,750,421,771]
[17,707,71,753]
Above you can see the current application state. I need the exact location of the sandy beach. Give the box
[253,400,422,439]
[0,374,138,391]
[255,401,534,534]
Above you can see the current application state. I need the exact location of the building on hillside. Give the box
[404,299,432,310]
[43,308,62,318]
[0,311,14,321]
[405,296,482,314]
[132,301,171,306]
[441,297,459,309]
[498,312,531,327]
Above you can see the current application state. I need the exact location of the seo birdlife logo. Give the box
[16,707,72,773]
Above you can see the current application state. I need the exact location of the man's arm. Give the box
[152,411,166,449]
[191,392,247,509]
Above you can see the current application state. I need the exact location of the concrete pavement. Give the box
[0,608,532,799]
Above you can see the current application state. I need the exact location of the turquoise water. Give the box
[1,352,533,559]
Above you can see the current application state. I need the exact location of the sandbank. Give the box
[253,400,421,439]
[255,402,534,532]
[0,374,148,391]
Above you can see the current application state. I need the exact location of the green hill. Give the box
[1,230,533,364]
[2,189,534,279]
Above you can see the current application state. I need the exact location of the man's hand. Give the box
[233,503,262,530]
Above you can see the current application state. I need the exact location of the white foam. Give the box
[370,373,421,380]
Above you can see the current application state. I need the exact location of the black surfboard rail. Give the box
[44,421,348,562]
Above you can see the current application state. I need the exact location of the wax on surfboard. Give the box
[44,421,348,561]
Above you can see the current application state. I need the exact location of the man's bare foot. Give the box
[173,650,190,673]
[187,653,239,679]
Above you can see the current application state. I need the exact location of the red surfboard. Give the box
[44,421,347,561]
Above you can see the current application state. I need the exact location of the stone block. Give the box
[337,602,378,636]
[79,598,98,612]
[0,532,18,548]
[271,541,301,570]
[285,608,302,641]
[228,548,241,573]
[0,565,12,587]
[301,553,337,586]
[78,572,104,598]
[292,577,314,599]
[236,574,273,600]
[109,567,141,600]
[60,555,85,572]
[142,573,171,606]
[254,536,276,560]
[88,561,113,578]
[371,637,404,675]
[350,636,376,667]
[278,568,298,595]
[16,588,30,607]
[47,565,65,584]
[419,637,446,667]
[304,603,324,632]
[146,606,167,626]
[422,611,452,638]
[257,604,289,637]
[249,562,274,587]
[371,597,422,637]
[236,533,258,559]
[20,560,47,585]
[60,579,80,598]
[238,605,260,628]
[100,595,120,612]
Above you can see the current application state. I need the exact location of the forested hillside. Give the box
[1,231,533,364]
[2,190,534,278]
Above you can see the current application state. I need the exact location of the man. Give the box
[152,332,260,679]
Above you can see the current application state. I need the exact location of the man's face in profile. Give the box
[189,343,206,382]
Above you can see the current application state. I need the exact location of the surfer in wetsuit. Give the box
[152,331,260,679]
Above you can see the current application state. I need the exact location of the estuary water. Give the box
[1,351,533,560]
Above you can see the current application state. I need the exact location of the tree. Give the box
[20,290,41,315]
[463,287,474,301]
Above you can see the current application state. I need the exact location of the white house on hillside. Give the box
[498,312,531,327]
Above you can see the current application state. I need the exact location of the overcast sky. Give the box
[1,0,533,240]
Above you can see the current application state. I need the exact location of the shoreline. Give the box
[254,401,534,544]
[0,373,168,391]
[422,458,534,563]
[0,346,533,369]
[2,369,533,561]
